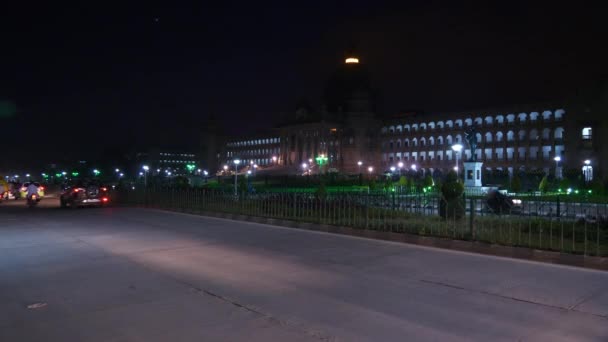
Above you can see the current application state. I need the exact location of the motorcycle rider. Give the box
[26,182,39,200]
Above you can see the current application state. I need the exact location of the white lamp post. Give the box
[142,165,149,187]
[357,161,363,174]
[554,156,561,179]
[302,163,308,175]
[233,159,241,196]
[451,143,463,177]
[583,159,592,183]
[397,161,404,176]
[390,166,396,175]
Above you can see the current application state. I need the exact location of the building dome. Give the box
[323,52,374,117]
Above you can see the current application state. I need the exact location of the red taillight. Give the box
[20,187,26,192]
[39,186,45,191]
[102,197,109,203]
[101,187,107,191]
[31,195,37,199]
[73,189,80,193]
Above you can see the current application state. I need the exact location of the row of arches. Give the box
[228,137,281,148]
[381,109,565,134]
[384,128,564,149]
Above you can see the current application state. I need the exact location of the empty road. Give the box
[1,199,607,341]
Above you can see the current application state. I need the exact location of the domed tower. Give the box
[323,47,381,173]
[323,47,375,120]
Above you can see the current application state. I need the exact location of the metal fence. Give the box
[117,188,608,257]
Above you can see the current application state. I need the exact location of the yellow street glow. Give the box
[345,57,359,64]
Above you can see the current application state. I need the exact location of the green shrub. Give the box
[511,175,522,193]
[423,175,434,188]
[539,175,549,193]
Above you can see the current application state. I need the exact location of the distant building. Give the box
[136,149,199,176]
[206,51,608,182]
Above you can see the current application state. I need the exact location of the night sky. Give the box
[2,2,607,169]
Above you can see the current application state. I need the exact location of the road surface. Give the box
[1,199,607,341]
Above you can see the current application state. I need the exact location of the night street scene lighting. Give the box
[2,3,608,341]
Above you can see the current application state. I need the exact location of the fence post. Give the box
[365,193,369,229]
[469,198,475,240]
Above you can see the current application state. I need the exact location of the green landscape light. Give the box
[72,172,79,177]
[588,190,592,194]
[93,169,100,176]
[55,173,62,177]
[315,154,328,165]
[575,190,579,194]
[558,188,562,192]
[186,164,196,171]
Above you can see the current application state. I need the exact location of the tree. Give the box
[423,175,434,188]
[398,176,408,191]
[538,175,549,193]
[439,170,465,220]
[368,178,377,191]
[511,175,522,193]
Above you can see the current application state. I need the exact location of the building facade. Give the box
[209,54,607,182]
[380,107,567,178]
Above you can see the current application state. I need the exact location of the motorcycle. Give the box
[27,193,40,207]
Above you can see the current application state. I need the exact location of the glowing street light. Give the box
[411,164,417,171]
[233,159,241,196]
[142,165,150,186]
[451,143,463,177]
[272,156,277,164]
[115,168,120,173]
[368,166,374,173]
[397,161,404,176]
[583,159,592,183]
[357,160,363,174]
[554,156,562,179]
[223,165,228,172]
[390,166,396,174]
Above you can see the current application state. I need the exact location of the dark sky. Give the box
[2,1,607,168]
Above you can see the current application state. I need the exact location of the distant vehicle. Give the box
[60,182,110,208]
[19,182,45,199]
[27,193,40,207]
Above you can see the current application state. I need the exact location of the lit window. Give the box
[345,57,359,64]
[582,127,592,140]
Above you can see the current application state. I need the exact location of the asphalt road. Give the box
[1,199,607,341]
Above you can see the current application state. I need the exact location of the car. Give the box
[18,182,46,199]
[60,182,110,208]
